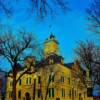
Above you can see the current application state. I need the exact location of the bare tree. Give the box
[29,0,69,18]
[0,0,69,19]
[0,31,40,100]
[86,1,100,86]
[91,46,100,86]
[0,0,13,16]
[75,40,100,86]
[87,0,100,34]
[35,62,61,100]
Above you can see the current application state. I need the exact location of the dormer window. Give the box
[49,59,54,64]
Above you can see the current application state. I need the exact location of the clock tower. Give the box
[44,34,59,57]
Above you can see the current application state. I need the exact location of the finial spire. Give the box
[50,33,55,39]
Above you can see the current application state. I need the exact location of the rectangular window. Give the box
[18,90,21,99]
[29,78,31,84]
[38,76,41,84]
[61,89,65,97]
[37,89,41,98]
[48,88,54,98]
[49,75,54,83]
[61,76,64,82]
[26,78,28,85]
[48,89,51,97]
[52,88,54,97]
[26,78,31,85]
[49,75,51,83]
[19,79,21,85]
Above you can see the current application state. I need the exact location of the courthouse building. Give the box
[6,34,93,100]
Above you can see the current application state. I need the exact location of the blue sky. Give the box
[0,0,97,71]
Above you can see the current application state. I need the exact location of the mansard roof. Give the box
[64,62,74,68]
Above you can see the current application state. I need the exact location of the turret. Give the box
[44,34,59,58]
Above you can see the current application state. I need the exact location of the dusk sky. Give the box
[0,0,97,71]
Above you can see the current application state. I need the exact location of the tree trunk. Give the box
[40,81,43,100]
[12,66,17,100]
[44,81,50,100]
[44,88,48,100]
[33,79,36,100]
[13,78,17,100]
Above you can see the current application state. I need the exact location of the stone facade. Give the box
[6,35,93,100]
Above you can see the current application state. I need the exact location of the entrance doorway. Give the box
[56,98,60,100]
[25,92,31,100]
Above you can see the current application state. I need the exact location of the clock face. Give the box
[44,42,58,55]
[44,44,57,53]
[50,45,57,52]
[52,43,57,48]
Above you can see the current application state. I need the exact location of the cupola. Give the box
[44,34,59,57]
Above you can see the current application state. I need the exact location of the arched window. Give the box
[25,92,31,100]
